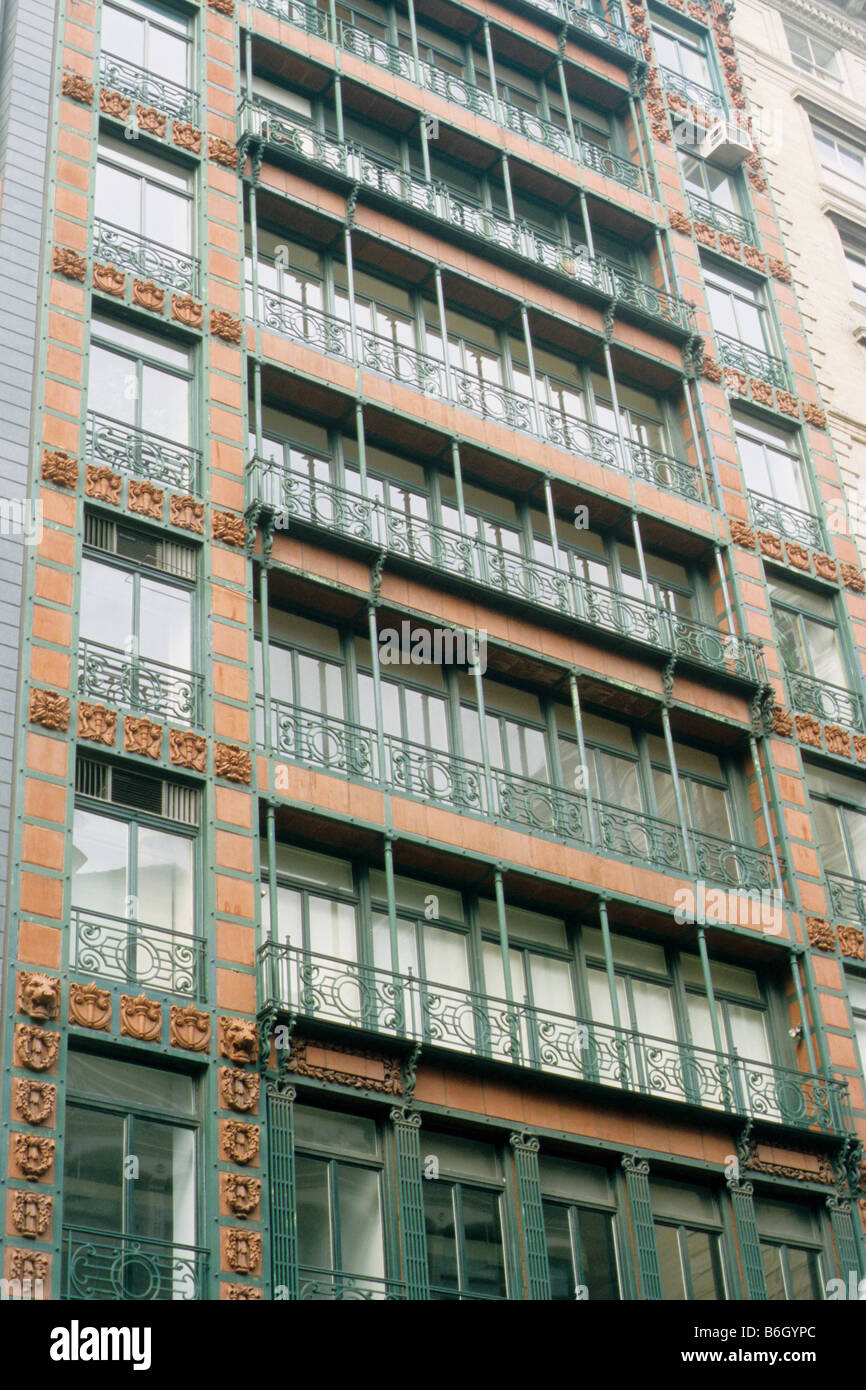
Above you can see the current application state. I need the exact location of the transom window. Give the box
[782,21,841,86]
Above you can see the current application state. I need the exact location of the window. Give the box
[71,763,198,990]
[423,1134,509,1299]
[649,736,737,841]
[261,846,359,986]
[679,150,741,216]
[813,123,866,201]
[705,264,772,354]
[95,137,194,275]
[841,235,866,309]
[769,577,849,690]
[849,975,866,1083]
[254,608,344,745]
[102,0,192,87]
[756,1199,825,1299]
[782,22,841,86]
[480,900,575,1063]
[653,18,714,92]
[87,316,193,469]
[80,516,196,682]
[294,1105,387,1298]
[808,767,866,883]
[681,954,774,1079]
[735,415,812,516]
[540,1157,621,1300]
[461,676,550,785]
[63,1053,199,1299]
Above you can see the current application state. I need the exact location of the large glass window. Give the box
[769,577,849,690]
[80,540,193,679]
[679,150,742,216]
[95,137,193,258]
[705,264,771,353]
[423,1134,508,1299]
[808,767,866,882]
[812,122,866,201]
[63,1053,198,1299]
[756,1199,825,1299]
[681,954,773,1075]
[735,415,811,515]
[849,974,866,1084]
[294,1105,387,1297]
[653,1181,727,1300]
[101,0,192,88]
[649,737,736,841]
[653,19,714,90]
[88,317,192,451]
[783,21,841,85]
[841,236,866,309]
[540,1156,621,1300]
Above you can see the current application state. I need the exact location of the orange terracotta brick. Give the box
[17,920,62,967]
[19,872,63,919]
[25,733,68,778]
[216,968,257,1013]
[21,825,66,872]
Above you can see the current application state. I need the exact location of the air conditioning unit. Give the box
[698,120,752,168]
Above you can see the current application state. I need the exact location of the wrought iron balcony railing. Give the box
[99,52,199,124]
[686,192,756,247]
[264,700,775,892]
[826,871,866,928]
[257,941,853,1136]
[255,0,330,37]
[659,66,728,120]
[92,218,199,296]
[86,412,202,494]
[71,906,207,998]
[63,1226,208,1300]
[561,0,643,61]
[78,638,204,728]
[297,1265,409,1300]
[716,333,790,390]
[249,281,703,504]
[784,669,866,733]
[747,489,825,551]
[251,462,764,681]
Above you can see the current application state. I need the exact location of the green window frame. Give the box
[654,1220,727,1300]
[101,0,195,88]
[423,1139,511,1300]
[542,1199,622,1300]
[769,578,850,690]
[760,1240,824,1300]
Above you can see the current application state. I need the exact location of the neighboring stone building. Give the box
[733,0,866,552]
[1,0,866,1303]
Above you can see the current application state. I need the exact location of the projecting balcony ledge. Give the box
[249,296,707,512]
[257,942,854,1138]
[785,670,866,739]
[260,701,777,897]
[70,907,208,1001]
[249,461,763,689]
[77,639,205,731]
[62,1226,209,1300]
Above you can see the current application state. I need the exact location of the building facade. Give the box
[1,0,866,1301]
[732,0,866,557]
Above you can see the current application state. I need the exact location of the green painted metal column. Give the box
[390,1107,430,1298]
[266,1082,298,1299]
[827,1195,864,1283]
[510,1132,551,1300]
[622,1153,663,1300]
[727,1179,768,1300]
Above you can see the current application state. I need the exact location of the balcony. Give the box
[86,412,202,494]
[71,907,207,999]
[297,1266,409,1300]
[98,52,199,124]
[784,670,866,734]
[77,639,204,728]
[250,291,704,504]
[249,460,764,683]
[826,872,866,928]
[262,700,775,893]
[716,334,790,391]
[686,192,756,247]
[257,941,853,1137]
[92,218,199,297]
[748,489,825,552]
[62,1226,208,1300]
[659,67,728,122]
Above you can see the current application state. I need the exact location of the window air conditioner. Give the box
[698,120,753,168]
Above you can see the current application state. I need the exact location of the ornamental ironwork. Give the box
[785,670,866,733]
[257,291,351,358]
[659,65,728,119]
[256,941,854,1136]
[500,100,573,158]
[672,614,765,682]
[689,827,774,893]
[596,803,687,872]
[717,333,789,390]
[339,22,416,81]
[271,702,379,781]
[71,906,206,998]
[298,1265,409,1299]
[609,265,698,336]
[562,1,643,60]
[419,61,496,121]
[63,1226,208,1299]
[99,53,198,124]
[579,136,645,192]
[255,0,329,36]
[748,489,824,551]
[827,873,866,928]
[361,329,446,397]
[687,192,755,246]
[77,639,204,727]
[86,413,200,494]
[92,219,198,296]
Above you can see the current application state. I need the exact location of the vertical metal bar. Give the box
[569,673,596,844]
[622,1154,663,1300]
[789,949,818,1077]
[728,1179,768,1300]
[661,706,696,877]
[266,1084,298,1299]
[471,648,495,816]
[391,1108,430,1297]
[367,604,389,788]
[404,0,423,86]
[629,510,653,606]
[333,72,344,143]
[383,834,401,987]
[432,265,453,400]
[500,152,516,222]
[556,54,578,159]
[598,898,623,1032]
[510,1132,552,1300]
[482,20,502,125]
[519,304,541,431]
[494,866,515,1006]
[450,439,467,532]
[542,476,561,568]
